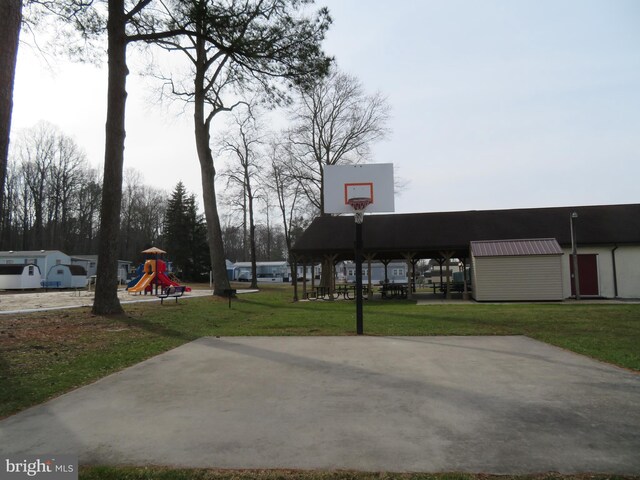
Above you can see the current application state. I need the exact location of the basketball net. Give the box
[347,197,371,224]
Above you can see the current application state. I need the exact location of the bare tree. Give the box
[47,133,88,250]
[2,123,168,258]
[219,108,263,289]
[17,123,57,247]
[288,67,391,214]
[136,184,166,248]
[2,1,187,312]
[2,123,105,251]
[154,0,331,295]
[1,160,21,249]
[219,180,249,261]
[120,168,144,259]
[119,168,167,261]
[262,137,311,282]
[220,214,244,263]
[285,68,390,289]
[44,0,202,314]
[73,166,102,254]
[258,191,273,260]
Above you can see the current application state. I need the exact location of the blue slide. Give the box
[126,264,145,289]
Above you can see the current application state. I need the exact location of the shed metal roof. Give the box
[470,238,563,257]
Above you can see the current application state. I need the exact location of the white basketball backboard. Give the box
[323,163,395,214]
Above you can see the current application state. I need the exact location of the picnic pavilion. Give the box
[290,203,640,301]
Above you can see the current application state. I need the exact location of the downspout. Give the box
[611,245,619,298]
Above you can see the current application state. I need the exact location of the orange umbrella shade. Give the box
[142,247,166,254]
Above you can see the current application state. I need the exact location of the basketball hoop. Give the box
[348,197,371,224]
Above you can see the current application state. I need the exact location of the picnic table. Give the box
[335,284,370,300]
[305,284,369,301]
[304,286,332,300]
[430,282,471,296]
[379,283,408,299]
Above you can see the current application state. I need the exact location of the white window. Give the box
[57,269,64,275]
[56,259,62,265]
[28,266,34,276]
[392,268,404,276]
[348,269,354,276]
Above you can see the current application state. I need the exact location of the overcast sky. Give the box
[11,0,640,214]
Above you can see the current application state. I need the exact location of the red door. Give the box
[570,254,599,296]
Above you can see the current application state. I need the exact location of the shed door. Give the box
[570,254,599,296]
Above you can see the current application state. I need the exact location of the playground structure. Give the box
[127,247,191,294]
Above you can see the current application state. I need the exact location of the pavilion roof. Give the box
[291,203,640,261]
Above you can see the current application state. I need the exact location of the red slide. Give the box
[149,260,191,292]
[156,272,191,292]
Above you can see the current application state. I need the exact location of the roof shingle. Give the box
[470,238,563,257]
[292,203,640,260]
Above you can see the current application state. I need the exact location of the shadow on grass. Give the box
[105,313,199,344]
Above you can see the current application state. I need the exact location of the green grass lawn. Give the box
[78,466,640,480]
[2,285,639,478]
[2,284,638,420]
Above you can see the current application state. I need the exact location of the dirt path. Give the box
[0,288,213,313]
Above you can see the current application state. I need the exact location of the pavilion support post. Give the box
[381,259,391,284]
[439,251,455,299]
[411,258,419,293]
[302,259,308,300]
[311,263,316,291]
[461,256,470,300]
[324,254,338,301]
[292,256,298,302]
[364,254,376,300]
[402,252,415,300]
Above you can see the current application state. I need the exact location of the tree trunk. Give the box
[93,0,128,315]
[247,173,258,289]
[194,120,230,295]
[192,27,230,296]
[0,0,21,226]
[320,256,333,288]
[242,190,248,261]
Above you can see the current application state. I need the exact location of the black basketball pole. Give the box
[355,220,364,335]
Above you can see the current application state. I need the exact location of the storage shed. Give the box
[46,264,88,288]
[0,264,42,290]
[471,238,564,301]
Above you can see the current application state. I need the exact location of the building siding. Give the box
[472,255,563,301]
[560,245,640,299]
[616,246,640,298]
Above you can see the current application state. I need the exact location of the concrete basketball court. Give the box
[1,336,639,474]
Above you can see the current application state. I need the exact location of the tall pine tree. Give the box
[163,182,210,281]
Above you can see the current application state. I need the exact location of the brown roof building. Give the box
[292,203,640,299]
